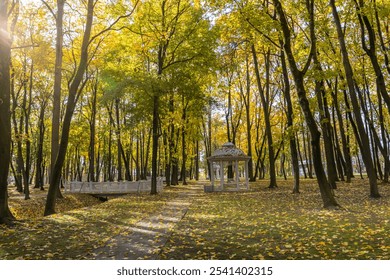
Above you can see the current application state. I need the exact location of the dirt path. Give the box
[90,185,200,260]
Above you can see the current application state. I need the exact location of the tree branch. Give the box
[11,44,39,49]
[88,0,140,46]
[41,0,56,19]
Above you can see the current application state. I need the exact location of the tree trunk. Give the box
[34,98,47,190]
[10,67,24,193]
[252,45,277,188]
[45,0,95,216]
[312,41,338,189]
[180,100,188,185]
[355,0,390,114]
[107,110,114,181]
[241,53,254,181]
[23,61,33,200]
[281,47,300,193]
[328,78,353,182]
[144,127,151,180]
[115,98,123,181]
[374,0,390,76]
[378,92,390,182]
[331,106,346,182]
[202,102,212,180]
[50,0,64,197]
[357,84,390,182]
[274,0,339,208]
[88,75,98,182]
[171,157,179,185]
[295,131,307,179]
[195,140,199,180]
[330,0,380,198]
[151,93,159,194]
[0,0,15,224]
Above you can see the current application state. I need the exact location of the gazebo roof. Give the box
[208,142,250,161]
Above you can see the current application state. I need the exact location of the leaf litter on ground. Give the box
[1,179,390,260]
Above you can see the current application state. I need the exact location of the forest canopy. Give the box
[1,0,390,223]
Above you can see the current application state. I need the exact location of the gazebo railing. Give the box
[64,177,164,194]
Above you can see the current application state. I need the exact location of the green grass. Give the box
[1,179,389,260]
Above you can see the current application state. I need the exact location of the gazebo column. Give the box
[220,160,224,191]
[210,161,215,189]
[235,160,239,190]
[245,160,249,190]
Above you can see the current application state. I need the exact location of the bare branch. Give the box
[11,44,39,49]
[88,0,140,46]
[8,0,18,17]
[41,0,56,19]
[162,55,198,71]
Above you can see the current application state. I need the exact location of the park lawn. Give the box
[159,179,390,260]
[0,189,174,260]
[0,179,389,260]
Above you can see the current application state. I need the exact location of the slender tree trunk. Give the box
[330,0,380,198]
[252,45,277,188]
[144,128,151,180]
[50,0,64,197]
[171,131,180,186]
[163,132,170,185]
[202,102,212,180]
[195,140,199,180]
[328,78,353,182]
[296,132,307,179]
[180,99,188,185]
[10,62,22,192]
[254,123,266,180]
[135,134,140,181]
[242,53,254,181]
[225,75,234,180]
[23,61,33,200]
[45,0,94,216]
[313,56,338,189]
[331,106,346,181]
[151,39,163,193]
[180,129,187,185]
[107,111,113,181]
[151,92,159,194]
[281,47,300,193]
[88,75,98,182]
[115,98,123,181]
[357,84,390,181]
[13,99,24,193]
[378,92,390,182]
[96,145,101,181]
[306,131,314,178]
[35,99,47,190]
[357,155,364,179]
[124,148,132,181]
[274,0,339,208]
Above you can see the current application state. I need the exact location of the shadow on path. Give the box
[90,185,201,259]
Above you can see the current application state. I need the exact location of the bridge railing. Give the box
[64,177,164,194]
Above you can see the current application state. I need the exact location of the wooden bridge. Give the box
[64,178,164,194]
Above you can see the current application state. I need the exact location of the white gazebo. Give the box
[207,142,251,191]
